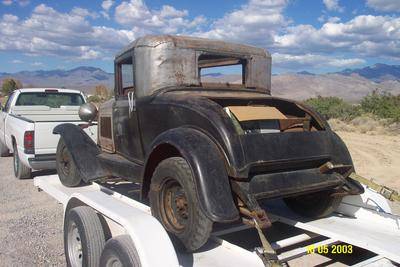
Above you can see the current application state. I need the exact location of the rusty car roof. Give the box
[115,35,270,59]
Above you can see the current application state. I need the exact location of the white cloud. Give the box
[366,0,400,12]
[31,62,43,66]
[198,0,289,46]
[11,59,22,64]
[101,0,114,19]
[0,4,133,60]
[272,53,365,69]
[102,0,114,11]
[273,15,400,59]
[323,0,344,12]
[114,0,205,35]
[2,0,29,6]
[0,0,398,72]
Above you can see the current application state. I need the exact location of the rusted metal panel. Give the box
[116,35,271,97]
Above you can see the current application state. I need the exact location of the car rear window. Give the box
[15,92,84,108]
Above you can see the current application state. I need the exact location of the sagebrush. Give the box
[304,93,400,122]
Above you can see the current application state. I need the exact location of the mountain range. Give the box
[1,64,399,101]
[0,66,114,92]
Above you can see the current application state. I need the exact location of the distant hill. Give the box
[272,73,400,102]
[1,64,400,101]
[0,66,113,92]
[336,63,400,82]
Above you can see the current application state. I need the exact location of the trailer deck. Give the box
[34,175,400,267]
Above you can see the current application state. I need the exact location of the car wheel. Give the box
[100,235,140,267]
[13,143,31,179]
[56,137,84,187]
[0,139,9,157]
[284,190,343,218]
[149,157,213,252]
[64,206,105,267]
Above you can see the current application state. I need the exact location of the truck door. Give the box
[112,51,144,162]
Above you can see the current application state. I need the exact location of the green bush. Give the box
[304,96,361,121]
[304,93,400,122]
[87,95,102,103]
[361,91,400,122]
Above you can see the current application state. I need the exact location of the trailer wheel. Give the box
[56,137,84,187]
[284,190,343,218]
[13,143,31,179]
[100,235,140,267]
[0,139,9,157]
[149,157,213,252]
[64,206,105,267]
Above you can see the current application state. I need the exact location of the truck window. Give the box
[15,92,84,108]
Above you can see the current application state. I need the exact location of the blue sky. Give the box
[0,0,399,74]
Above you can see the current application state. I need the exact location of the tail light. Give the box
[24,131,34,154]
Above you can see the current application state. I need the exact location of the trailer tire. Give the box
[149,157,213,252]
[0,139,9,157]
[64,206,105,267]
[284,190,343,218]
[13,143,31,179]
[100,235,140,267]
[56,137,84,187]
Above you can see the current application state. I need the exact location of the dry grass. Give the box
[329,116,400,135]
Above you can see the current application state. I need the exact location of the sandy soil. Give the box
[336,131,400,192]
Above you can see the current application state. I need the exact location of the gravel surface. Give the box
[0,157,65,266]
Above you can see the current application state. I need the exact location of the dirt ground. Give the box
[337,131,400,215]
[0,130,399,266]
[0,157,64,266]
[336,131,400,192]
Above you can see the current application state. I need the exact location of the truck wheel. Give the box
[284,190,343,218]
[56,137,84,187]
[0,139,9,157]
[149,157,213,252]
[100,235,140,267]
[64,206,105,267]
[13,143,31,179]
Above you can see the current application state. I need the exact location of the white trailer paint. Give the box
[34,175,400,267]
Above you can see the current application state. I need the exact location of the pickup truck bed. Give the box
[0,88,96,178]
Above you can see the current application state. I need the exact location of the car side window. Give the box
[116,55,134,97]
[4,92,15,113]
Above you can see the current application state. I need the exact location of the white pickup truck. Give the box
[0,88,97,179]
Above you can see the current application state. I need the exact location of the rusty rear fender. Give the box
[142,127,240,223]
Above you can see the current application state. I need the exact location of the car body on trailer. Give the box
[0,88,96,179]
[54,35,364,255]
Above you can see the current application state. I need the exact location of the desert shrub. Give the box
[87,95,102,103]
[360,92,400,122]
[304,96,361,121]
[1,78,22,95]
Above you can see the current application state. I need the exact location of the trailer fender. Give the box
[53,123,107,181]
[144,127,239,223]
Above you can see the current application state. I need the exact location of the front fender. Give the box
[146,127,239,223]
[53,123,107,182]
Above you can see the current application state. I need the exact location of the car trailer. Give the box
[34,175,400,267]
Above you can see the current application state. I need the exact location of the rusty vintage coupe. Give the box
[54,35,363,254]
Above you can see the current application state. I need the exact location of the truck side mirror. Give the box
[79,103,98,122]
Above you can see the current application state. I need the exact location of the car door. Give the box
[0,91,15,145]
[112,51,144,163]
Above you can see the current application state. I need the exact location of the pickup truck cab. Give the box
[54,35,364,255]
[0,88,96,179]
